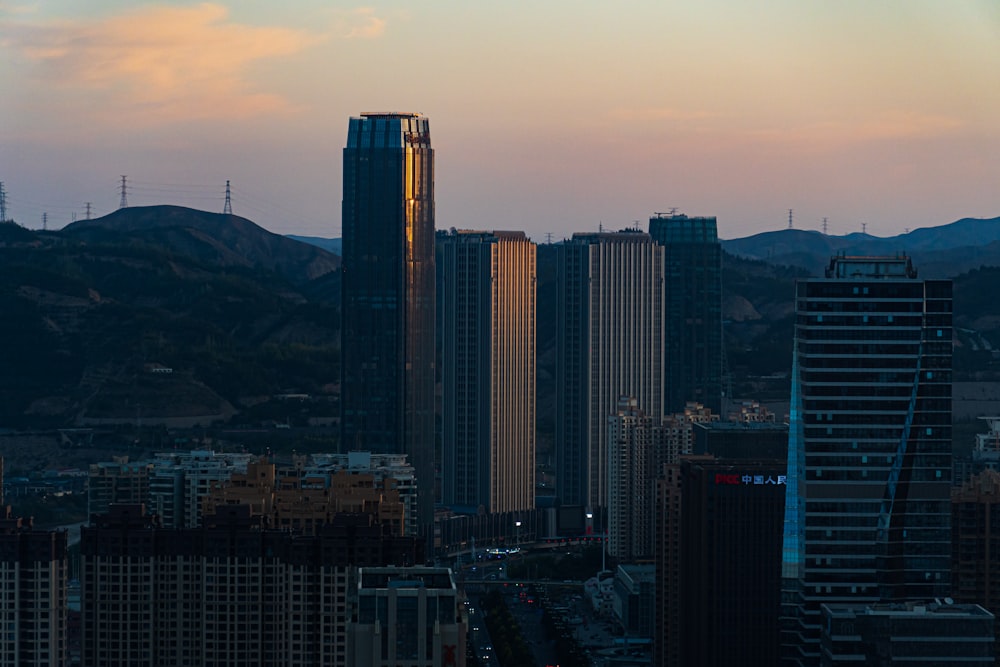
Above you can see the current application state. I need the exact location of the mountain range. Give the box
[720,217,1000,278]
[1,207,999,436]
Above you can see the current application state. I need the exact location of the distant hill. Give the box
[4,207,1000,434]
[722,217,1000,277]
[0,208,340,429]
[64,205,340,285]
[287,235,341,256]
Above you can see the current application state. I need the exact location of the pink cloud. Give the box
[4,3,323,123]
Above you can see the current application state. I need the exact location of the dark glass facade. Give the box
[341,113,436,528]
[781,255,953,666]
[656,456,785,667]
[648,214,723,414]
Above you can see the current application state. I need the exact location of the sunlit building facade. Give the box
[341,113,436,527]
[781,255,953,666]
[438,230,536,513]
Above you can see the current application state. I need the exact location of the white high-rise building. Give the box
[557,231,664,512]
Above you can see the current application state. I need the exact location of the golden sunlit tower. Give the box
[437,230,537,514]
[341,113,436,529]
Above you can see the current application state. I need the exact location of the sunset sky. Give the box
[2,1,998,240]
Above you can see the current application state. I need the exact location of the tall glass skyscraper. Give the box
[780,255,953,666]
[648,213,723,414]
[341,113,436,528]
[437,230,536,514]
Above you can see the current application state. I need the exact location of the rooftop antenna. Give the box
[119,175,128,209]
[822,217,828,235]
[223,180,232,215]
[599,221,603,233]
[787,208,793,229]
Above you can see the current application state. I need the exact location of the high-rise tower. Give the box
[556,231,663,512]
[780,255,953,666]
[437,230,536,513]
[648,213,723,414]
[341,113,436,528]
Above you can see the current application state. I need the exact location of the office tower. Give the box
[952,468,1000,639]
[648,213,723,414]
[0,512,68,667]
[437,230,536,514]
[351,567,466,667]
[607,396,657,562]
[341,112,436,528]
[556,231,663,512]
[781,255,953,666]
[820,601,994,666]
[81,504,423,667]
[655,456,786,667]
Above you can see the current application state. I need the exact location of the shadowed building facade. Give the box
[648,213,723,414]
[780,255,953,666]
[437,230,536,514]
[341,113,436,527]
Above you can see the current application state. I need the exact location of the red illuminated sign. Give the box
[714,473,786,486]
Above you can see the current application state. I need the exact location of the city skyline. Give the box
[3,1,998,240]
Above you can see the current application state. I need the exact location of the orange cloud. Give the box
[3,3,323,123]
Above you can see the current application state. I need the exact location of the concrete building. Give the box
[781,255,953,666]
[952,468,1000,639]
[437,230,536,514]
[87,457,153,516]
[0,512,68,667]
[556,230,663,513]
[607,397,657,562]
[612,564,656,639]
[341,112,436,528]
[820,601,994,666]
[351,567,465,667]
[146,450,253,528]
[81,504,423,667]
